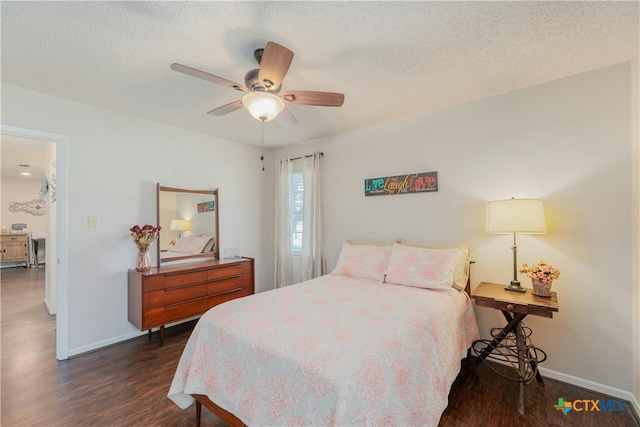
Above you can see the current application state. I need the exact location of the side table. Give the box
[470,281,559,415]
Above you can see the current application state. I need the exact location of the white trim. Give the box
[539,366,640,416]
[43,298,53,315]
[0,124,69,360]
[68,318,199,357]
[69,330,147,357]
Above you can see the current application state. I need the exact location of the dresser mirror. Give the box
[156,184,219,266]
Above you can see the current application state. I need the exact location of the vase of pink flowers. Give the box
[130,224,161,272]
[519,261,560,297]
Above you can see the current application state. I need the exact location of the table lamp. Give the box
[486,198,547,292]
[170,219,191,238]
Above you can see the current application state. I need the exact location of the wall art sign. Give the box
[9,199,47,216]
[364,171,438,196]
[197,201,215,213]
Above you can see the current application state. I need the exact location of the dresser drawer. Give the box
[144,271,208,292]
[207,286,253,309]
[207,274,249,294]
[144,283,208,309]
[145,298,208,328]
[494,300,528,314]
[207,263,250,281]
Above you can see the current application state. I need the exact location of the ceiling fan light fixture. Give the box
[242,91,285,122]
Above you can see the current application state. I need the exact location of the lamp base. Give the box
[505,281,526,293]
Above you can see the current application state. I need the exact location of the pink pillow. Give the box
[331,243,392,282]
[384,243,461,291]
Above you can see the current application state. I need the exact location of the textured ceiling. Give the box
[1,1,638,150]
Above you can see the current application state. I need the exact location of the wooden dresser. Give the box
[128,257,254,343]
[1,233,29,266]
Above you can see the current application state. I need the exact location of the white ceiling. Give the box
[1,1,638,151]
[1,134,49,179]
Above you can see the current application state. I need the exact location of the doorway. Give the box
[0,124,68,360]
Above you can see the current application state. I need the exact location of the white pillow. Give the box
[171,236,212,254]
[384,243,461,291]
[398,240,470,291]
[170,236,195,252]
[331,243,392,282]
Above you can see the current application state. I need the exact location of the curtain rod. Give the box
[289,152,323,161]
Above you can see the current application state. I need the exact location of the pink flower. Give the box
[520,261,560,283]
[355,357,386,403]
[129,224,161,250]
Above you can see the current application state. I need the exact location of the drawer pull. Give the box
[209,274,242,282]
[165,295,208,308]
[506,304,515,311]
[163,282,206,291]
[211,287,243,297]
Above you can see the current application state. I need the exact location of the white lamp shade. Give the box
[242,91,285,122]
[170,219,191,232]
[486,198,547,234]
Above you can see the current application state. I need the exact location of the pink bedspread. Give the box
[168,275,479,426]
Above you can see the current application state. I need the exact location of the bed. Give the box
[168,241,480,426]
[161,235,216,261]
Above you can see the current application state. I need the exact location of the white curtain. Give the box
[301,151,326,281]
[274,157,292,288]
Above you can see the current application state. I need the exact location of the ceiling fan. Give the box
[171,41,345,126]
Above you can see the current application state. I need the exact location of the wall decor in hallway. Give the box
[8,199,46,216]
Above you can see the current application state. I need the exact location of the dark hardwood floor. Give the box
[1,267,225,427]
[1,266,638,427]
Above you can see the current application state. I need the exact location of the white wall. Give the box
[274,62,636,397]
[1,83,274,355]
[45,142,57,314]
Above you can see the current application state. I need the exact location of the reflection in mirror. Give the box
[156,184,219,266]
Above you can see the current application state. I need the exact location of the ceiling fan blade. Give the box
[276,108,298,127]
[258,41,293,90]
[207,100,243,116]
[171,63,247,92]
[281,90,344,107]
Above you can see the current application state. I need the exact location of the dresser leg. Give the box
[159,325,165,345]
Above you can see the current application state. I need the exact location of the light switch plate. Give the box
[88,215,99,228]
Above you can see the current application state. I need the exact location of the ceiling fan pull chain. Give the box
[260,122,265,171]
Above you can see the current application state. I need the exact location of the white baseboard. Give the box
[67,318,199,358]
[68,330,147,357]
[43,298,53,315]
[539,366,640,417]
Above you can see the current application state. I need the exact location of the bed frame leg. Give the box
[196,400,202,426]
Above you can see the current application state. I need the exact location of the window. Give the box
[291,171,304,252]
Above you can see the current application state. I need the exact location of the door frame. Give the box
[1,124,69,360]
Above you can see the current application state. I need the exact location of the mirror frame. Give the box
[156,184,219,266]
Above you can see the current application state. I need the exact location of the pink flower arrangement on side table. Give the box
[519,261,560,284]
